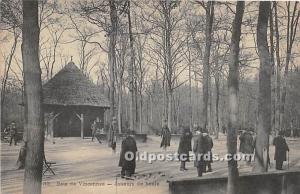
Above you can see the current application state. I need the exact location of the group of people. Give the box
[177,127,214,177]
[90,117,104,143]
[158,123,290,177]
[159,120,215,177]
[239,128,290,170]
[92,117,290,179]
[90,116,118,152]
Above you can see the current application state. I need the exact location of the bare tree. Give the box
[0,0,22,129]
[254,1,272,173]
[22,0,44,193]
[142,0,188,131]
[227,1,244,194]
[40,24,67,81]
[197,1,214,130]
[125,0,136,132]
[279,2,300,131]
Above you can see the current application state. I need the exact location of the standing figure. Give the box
[193,129,206,177]
[239,129,254,163]
[178,127,193,171]
[119,130,137,178]
[95,117,103,143]
[91,120,96,142]
[9,121,18,146]
[203,130,213,172]
[160,119,171,151]
[109,117,117,153]
[273,131,289,170]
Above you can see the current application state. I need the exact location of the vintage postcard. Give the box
[1,0,300,194]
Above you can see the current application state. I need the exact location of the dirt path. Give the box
[1,134,300,194]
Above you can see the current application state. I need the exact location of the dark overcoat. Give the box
[118,136,138,170]
[203,134,214,162]
[178,132,193,161]
[239,132,254,154]
[273,136,289,161]
[160,126,171,148]
[193,134,207,167]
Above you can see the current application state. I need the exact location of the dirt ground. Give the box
[1,134,300,194]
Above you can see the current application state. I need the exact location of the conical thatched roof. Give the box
[43,62,110,108]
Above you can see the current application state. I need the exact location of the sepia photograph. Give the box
[0,0,300,194]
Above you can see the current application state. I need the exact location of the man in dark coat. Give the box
[9,121,17,146]
[193,129,207,177]
[119,131,138,178]
[160,119,171,151]
[273,131,289,170]
[239,129,254,162]
[203,131,213,172]
[178,127,193,171]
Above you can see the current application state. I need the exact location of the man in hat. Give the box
[273,131,289,170]
[239,128,255,163]
[202,129,213,172]
[160,119,171,151]
[9,121,18,146]
[109,117,117,153]
[193,128,206,177]
[178,127,193,171]
[119,130,137,178]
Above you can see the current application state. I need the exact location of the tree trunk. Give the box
[22,0,44,193]
[208,77,214,133]
[118,84,122,134]
[202,1,214,130]
[188,59,193,130]
[274,2,281,133]
[269,4,276,133]
[127,0,135,132]
[108,0,117,121]
[254,1,271,173]
[215,70,220,139]
[167,88,173,132]
[150,95,153,123]
[227,2,244,194]
[139,91,143,133]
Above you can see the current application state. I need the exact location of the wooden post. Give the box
[81,113,84,139]
[75,112,84,139]
[48,112,61,144]
[49,112,54,143]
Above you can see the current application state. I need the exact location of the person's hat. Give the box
[183,127,190,133]
[279,130,285,136]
